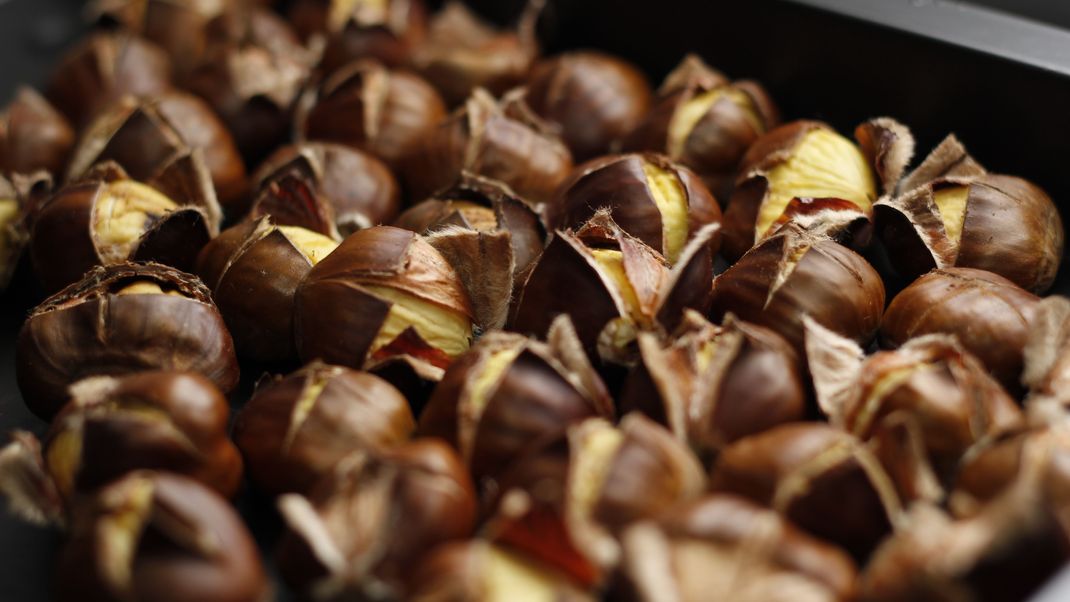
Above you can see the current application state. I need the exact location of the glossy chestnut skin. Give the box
[300,61,447,171]
[254,142,401,235]
[0,87,74,176]
[234,362,415,495]
[47,32,173,128]
[57,472,269,602]
[43,371,242,498]
[276,440,477,600]
[709,226,885,355]
[881,267,1040,392]
[16,263,239,420]
[92,0,227,78]
[518,51,651,162]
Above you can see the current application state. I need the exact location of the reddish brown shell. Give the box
[0,87,74,176]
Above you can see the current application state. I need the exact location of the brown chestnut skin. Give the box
[613,494,858,602]
[312,0,429,73]
[16,262,239,421]
[0,87,75,176]
[550,153,721,264]
[300,60,447,172]
[519,51,652,162]
[709,225,885,355]
[254,142,401,235]
[881,267,1040,392]
[710,422,903,560]
[42,371,242,499]
[47,32,173,128]
[234,362,415,495]
[0,173,49,291]
[276,439,477,600]
[92,0,226,78]
[56,471,269,602]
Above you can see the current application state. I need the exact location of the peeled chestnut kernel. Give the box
[516,51,652,161]
[299,60,447,171]
[875,135,1064,293]
[722,118,914,261]
[615,494,858,602]
[551,153,721,264]
[276,440,476,600]
[403,88,573,206]
[413,0,541,106]
[709,224,885,355]
[622,54,779,200]
[513,211,719,363]
[254,142,401,235]
[16,263,239,420]
[0,87,74,176]
[418,318,614,489]
[234,362,414,495]
[881,267,1039,392]
[303,0,428,72]
[710,422,903,559]
[196,217,339,366]
[621,311,806,455]
[47,32,172,128]
[30,165,221,292]
[410,541,595,602]
[56,472,269,602]
[67,92,248,215]
[295,226,474,380]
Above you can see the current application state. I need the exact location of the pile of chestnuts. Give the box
[0,0,1067,601]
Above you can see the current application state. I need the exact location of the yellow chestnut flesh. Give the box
[590,249,644,324]
[363,285,473,358]
[932,186,970,246]
[641,161,690,264]
[466,346,523,417]
[668,87,763,158]
[97,476,154,592]
[484,546,561,602]
[114,281,184,296]
[45,429,83,498]
[92,181,178,264]
[278,226,339,265]
[570,421,625,519]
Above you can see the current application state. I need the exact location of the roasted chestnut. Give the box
[1021,296,1070,407]
[721,118,913,261]
[503,51,650,162]
[710,422,902,559]
[881,267,1040,392]
[16,263,239,420]
[0,173,49,291]
[550,153,721,264]
[299,60,447,171]
[875,135,1064,293]
[56,472,269,602]
[276,439,476,600]
[621,54,779,200]
[615,494,858,602]
[709,224,885,355]
[47,32,172,129]
[294,226,474,379]
[309,0,429,72]
[234,362,414,495]
[254,142,401,235]
[621,311,807,456]
[403,88,573,207]
[30,164,221,293]
[0,87,74,176]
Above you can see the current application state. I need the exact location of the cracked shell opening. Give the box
[363,285,473,359]
[92,181,178,264]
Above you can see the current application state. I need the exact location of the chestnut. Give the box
[294,226,474,379]
[276,439,476,600]
[622,54,779,200]
[310,0,429,73]
[506,51,651,162]
[196,216,339,366]
[56,472,269,602]
[881,267,1040,392]
[254,142,401,235]
[410,540,595,602]
[709,224,885,355]
[67,92,248,216]
[1021,296,1070,407]
[0,87,75,176]
[47,32,173,129]
[0,173,50,292]
[709,422,903,559]
[620,311,807,456]
[875,135,1064,293]
[16,262,239,420]
[233,361,414,495]
[614,494,858,602]
[550,153,721,264]
[30,164,221,293]
[403,88,573,207]
[721,118,913,261]
[299,60,447,171]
